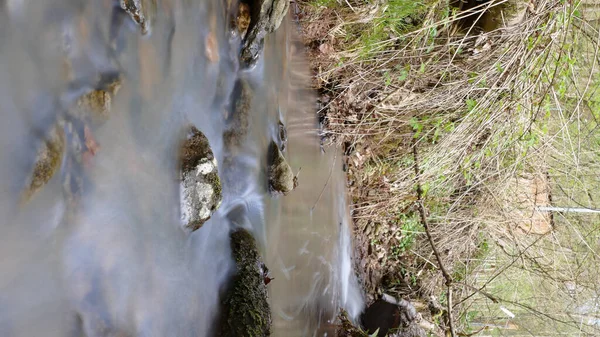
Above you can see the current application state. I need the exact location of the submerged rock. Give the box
[223,79,252,149]
[361,298,426,337]
[220,229,271,337]
[57,77,122,205]
[180,126,222,232]
[68,75,122,125]
[21,124,65,204]
[240,0,289,67]
[267,140,294,194]
[74,90,111,125]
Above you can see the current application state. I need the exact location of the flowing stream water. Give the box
[0,1,364,336]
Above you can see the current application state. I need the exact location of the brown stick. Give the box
[412,137,457,337]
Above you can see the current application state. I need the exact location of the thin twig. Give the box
[412,136,456,337]
[311,150,337,212]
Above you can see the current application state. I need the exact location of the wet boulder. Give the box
[20,124,65,204]
[267,140,294,194]
[120,0,156,35]
[361,297,426,337]
[220,229,271,337]
[240,0,289,67]
[180,126,222,232]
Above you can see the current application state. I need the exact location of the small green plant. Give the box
[465,98,477,111]
[358,0,429,56]
[409,117,424,138]
[392,212,423,256]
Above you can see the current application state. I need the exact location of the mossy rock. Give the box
[267,140,294,194]
[179,125,222,231]
[21,124,65,204]
[220,229,271,337]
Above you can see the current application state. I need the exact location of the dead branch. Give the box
[412,136,456,337]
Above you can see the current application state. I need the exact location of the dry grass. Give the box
[299,0,600,334]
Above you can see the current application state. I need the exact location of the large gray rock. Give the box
[220,229,271,337]
[240,0,289,67]
[267,140,294,195]
[180,126,222,232]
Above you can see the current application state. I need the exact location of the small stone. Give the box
[21,124,65,204]
[180,126,222,232]
[267,140,294,195]
[120,0,154,35]
[277,120,287,152]
[319,43,334,56]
